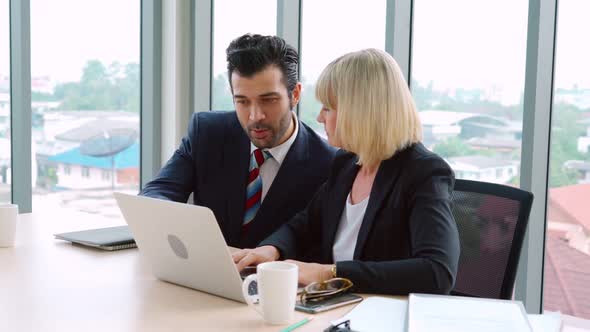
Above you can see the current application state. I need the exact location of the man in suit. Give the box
[141,34,336,249]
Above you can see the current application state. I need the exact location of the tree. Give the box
[433,137,476,158]
[298,79,323,132]
[548,103,585,187]
[51,60,140,112]
[211,74,235,111]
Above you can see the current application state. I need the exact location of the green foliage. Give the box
[412,80,523,121]
[211,74,235,111]
[412,80,588,188]
[52,60,140,112]
[298,81,323,132]
[32,91,58,102]
[433,137,476,158]
[548,103,586,187]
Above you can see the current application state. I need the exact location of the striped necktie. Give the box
[243,148,272,227]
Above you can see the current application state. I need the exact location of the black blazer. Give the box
[141,111,337,248]
[260,143,460,295]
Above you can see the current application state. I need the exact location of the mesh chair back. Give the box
[450,179,533,300]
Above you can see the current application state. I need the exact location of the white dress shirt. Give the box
[249,112,299,202]
[332,192,370,262]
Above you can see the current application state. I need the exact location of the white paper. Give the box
[330,296,408,332]
[528,311,562,332]
[407,293,533,332]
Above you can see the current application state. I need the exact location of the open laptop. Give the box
[114,192,249,303]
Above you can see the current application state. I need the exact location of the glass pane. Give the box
[0,0,9,203]
[299,0,387,132]
[545,0,590,319]
[211,0,277,110]
[31,0,140,219]
[412,0,528,186]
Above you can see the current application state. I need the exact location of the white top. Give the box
[332,192,370,262]
[249,112,299,202]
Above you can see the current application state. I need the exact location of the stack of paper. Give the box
[407,294,532,332]
[330,294,564,332]
[330,297,408,332]
[527,312,562,332]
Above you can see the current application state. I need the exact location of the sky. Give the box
[0,0,140,83]
[0,0,589,94]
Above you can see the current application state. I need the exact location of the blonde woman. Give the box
[232,49,460,295]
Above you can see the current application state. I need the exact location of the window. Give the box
[544,0,590,319]
[81,167,90,178]
[0,0,10,203]
[299,0,387,133]
[412,0,528,187]
[101,170,111,181]
[211,0,277,111]
[31,0,140,218]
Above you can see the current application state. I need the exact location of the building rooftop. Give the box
[448,155,516,169]
[55,118,138,142]
[468,137,521,149]
[49,142,139,169]
[544,231,590,319]
[549,184,590,233]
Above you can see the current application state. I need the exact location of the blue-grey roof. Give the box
[49,142,139,169]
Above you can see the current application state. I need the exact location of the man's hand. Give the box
[285,260,334,285]
[232,245,280,271]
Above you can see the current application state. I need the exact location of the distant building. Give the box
[564,160,590,184]
[544,231,590,319]
[419,110,521,149]
[0,138,10,184]
[466,137,521,159]
[0,137,37,186]
[545,183,590,319]
[31,76,55,94]
[34,110,139,189]
[549,184,590,239]
[555,88,590,110]
[49,142,139,189]
[578,119,590,154]
[0,93,9,132]
[446,155,519,184]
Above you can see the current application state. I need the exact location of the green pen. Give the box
[280,316,314,332]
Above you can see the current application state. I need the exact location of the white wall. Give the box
[453,164,518,184]
[55,164,114,189]
[578,127,590,153]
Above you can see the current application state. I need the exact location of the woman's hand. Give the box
[285,260,334,285]
[232,245,280,271]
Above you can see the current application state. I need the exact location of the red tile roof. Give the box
[544,231,590,319]
[548,184,590,232]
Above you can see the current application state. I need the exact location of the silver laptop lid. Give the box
[114,192,245,303]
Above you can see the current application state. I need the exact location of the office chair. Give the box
[450,179,534,300]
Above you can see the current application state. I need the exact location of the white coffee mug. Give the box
[0,204,18,248]
[242,261,298,325]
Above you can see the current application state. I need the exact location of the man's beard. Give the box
[247,110,292,149]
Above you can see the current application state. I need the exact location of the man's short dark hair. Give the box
[226,34,299,98]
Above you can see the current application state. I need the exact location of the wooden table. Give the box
[1,212,589,331]
[0,212,372,332]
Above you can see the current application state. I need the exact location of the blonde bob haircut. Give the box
[315,48,422,168]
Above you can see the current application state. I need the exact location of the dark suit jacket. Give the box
[260,143,460,295]
[141,111,337,248]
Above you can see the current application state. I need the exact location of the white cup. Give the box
[0,204,18,247]
[242,261,298,325]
